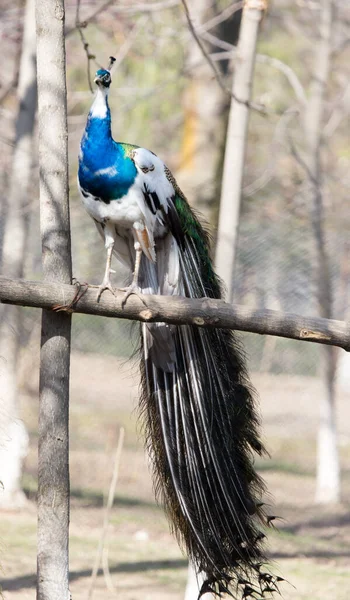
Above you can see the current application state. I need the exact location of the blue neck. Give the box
[83,92,113,150]
[80,90,116,170]
[79,90,137,201]
[87,102,111,139]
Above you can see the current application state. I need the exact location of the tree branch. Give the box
[180,0,266,113]
[197,2,243,34]
[209,47,307,106]
[1,277,349,351]
[66,0,179,35]
[75,0,96,93]
[256,53,307,105]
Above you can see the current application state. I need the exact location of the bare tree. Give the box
[215,0,266,301]
[304,0,339,503]
[35,0,72,597]
[184,563,212,600]
[177,0,227,222]
[0,0,36,509]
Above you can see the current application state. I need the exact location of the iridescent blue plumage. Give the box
[78,94,137,201]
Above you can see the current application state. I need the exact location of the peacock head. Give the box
[94,57,116,89]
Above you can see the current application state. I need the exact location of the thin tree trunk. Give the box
[184,563,212,600]
[36,0,72,598]
[0,0,36,509]
[215,0,265,301]
[304,0,339,504]
[177,0,226,222]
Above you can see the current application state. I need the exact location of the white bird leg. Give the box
[96,243,115,301]
[132,242,143,286]
[94,224,117,301]
[119,241,146,307]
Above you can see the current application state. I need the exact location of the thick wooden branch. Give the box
[1,276,349,352]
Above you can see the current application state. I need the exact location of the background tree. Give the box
[215,0,266,300]
[0,0,36,508]
[176,0,242,222]
[304,0,339,503]
[36,0,72,596]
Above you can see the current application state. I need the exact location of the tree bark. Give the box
[304,0,339,504]
[177,0,227,222]
[36,0,72,598]
[0,0,36,509]
[1,277,349,352]
[184,563,212,600]
[215,0,265,301]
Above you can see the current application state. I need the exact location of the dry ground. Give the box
[1,351,350,599]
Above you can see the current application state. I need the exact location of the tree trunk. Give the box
[0,0,36,509]
[177,0,227,222]
[215,0,265,301]
[36,0,72,597]
[304,0,339,504]
[184,563,212,600]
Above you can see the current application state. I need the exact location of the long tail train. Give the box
[136,203,280,599]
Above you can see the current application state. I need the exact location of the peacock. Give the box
[78,59,281,599]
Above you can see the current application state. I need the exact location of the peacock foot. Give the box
[94,277,116,302]
[118,283,147,308]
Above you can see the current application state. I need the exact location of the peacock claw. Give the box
[118,283,147,308]
[95,280,116,302]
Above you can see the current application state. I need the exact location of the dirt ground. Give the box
[1,351,350,599]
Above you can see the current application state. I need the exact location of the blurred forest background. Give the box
[0,0,349,599]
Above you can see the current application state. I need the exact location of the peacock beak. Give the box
[94,74,111,88]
